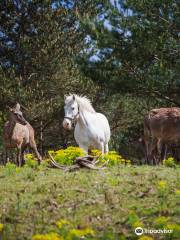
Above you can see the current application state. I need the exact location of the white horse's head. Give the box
[63,95,79,130]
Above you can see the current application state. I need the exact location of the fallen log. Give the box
[48,152,108,172]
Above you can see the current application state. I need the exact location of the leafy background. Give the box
[0,0,179,161]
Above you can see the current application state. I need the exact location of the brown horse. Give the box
[144,107,180,164]
[3,103,42,166]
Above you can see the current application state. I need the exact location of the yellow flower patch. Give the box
[56,219,70,229]
[158,181,167,189]
[175,189,180,195]
[32,232,62,240]
[0,223,3,232]
[154,216,169,227]
[49,147,85,165]
[138,236,154,240]
[48,146,131,166]
[69,227,95,237]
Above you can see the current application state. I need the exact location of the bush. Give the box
[48,147,131,167]
[48,147,85,165]
[91,149,131,166]
[24,154,38,169]
[163,157,177,168]
[4,162,17,175]
[32,218,95,240]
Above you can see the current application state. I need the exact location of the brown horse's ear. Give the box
[6,106,13,112]
[15,103,21,111]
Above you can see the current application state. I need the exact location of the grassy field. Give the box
[0,164,179,240]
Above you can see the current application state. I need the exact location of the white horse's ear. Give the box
[73,95,75,101]
[15,103,21,111]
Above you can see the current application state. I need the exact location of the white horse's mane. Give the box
[65,94,96,113]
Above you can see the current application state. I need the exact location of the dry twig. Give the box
[48,152,107,172]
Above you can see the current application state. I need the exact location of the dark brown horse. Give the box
[144,107,180,164]
[3,103,42,166]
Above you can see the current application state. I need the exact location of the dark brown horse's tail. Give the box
[144,110,160,164]
[144,113,151,140]
[144,110,159,139]
[143,111,155,164]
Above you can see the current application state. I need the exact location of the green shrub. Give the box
[48,147,85,165]
[91,149,131,166]
[166,224,180,239]
[154,216,169,228]
[48,147,131,167]
[4,162,17,175]
[32,218,95,240]
[24,154,38,169]
[163,157,177,168]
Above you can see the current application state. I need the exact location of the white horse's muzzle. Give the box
[63,118,72,130]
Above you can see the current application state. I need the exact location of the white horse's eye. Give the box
[72,107,74,110]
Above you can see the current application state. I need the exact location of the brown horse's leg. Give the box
[21,145,27,166]
[5,149,9,164]
[17,146,22,167]
[30,140,42,164]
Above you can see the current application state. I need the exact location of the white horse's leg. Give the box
[79,144,88,154]
[100,141,104,155]
[104,143,109,154]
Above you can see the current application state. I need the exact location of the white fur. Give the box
[63,94,111,153]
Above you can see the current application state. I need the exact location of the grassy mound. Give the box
[0,163,179,239]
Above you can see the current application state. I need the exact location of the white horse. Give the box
[63,94,111,154]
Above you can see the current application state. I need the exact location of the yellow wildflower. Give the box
[175,189,180,195]
[25,153,33,159]
[138,236,154,240]
[166,223,180,232]
[108,151,118,155]
[154,216,169,227]
[91,149,101,156]
[32,232,62,240]
[133,221,144,228]
[0,223,3,232]
[69,227,95,237]
[16,167,21,173]
[56,219,70,229]
[158,181,167,188]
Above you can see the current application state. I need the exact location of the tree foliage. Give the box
[0,0,179,160]
[76,0,180,159]
[78,0,180,104]
[0,0,98,151]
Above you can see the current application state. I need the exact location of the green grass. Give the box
[0,164,179,240]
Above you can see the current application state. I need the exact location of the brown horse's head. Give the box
[9,103,27,125]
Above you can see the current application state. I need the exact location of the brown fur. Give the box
[3,103,42,166]
[144,107,180,164]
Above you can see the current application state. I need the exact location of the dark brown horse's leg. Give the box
[144,140,150,164]
[148,138,158,165]
[160,144,167,162]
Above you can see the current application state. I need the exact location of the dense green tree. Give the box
[76,0,180,160]
[78,0,180,104]
[1,0,179,160]
[0,0,98,153]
